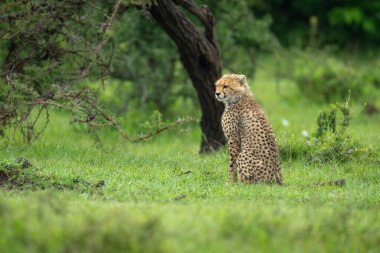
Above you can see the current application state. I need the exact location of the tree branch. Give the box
[173,0,219,49]
[79,0,122,79]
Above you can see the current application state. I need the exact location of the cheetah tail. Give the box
[308,178,346,188]
[275,173,283,186]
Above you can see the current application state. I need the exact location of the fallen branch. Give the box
[131,116,196,142]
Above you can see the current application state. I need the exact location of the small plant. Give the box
[315,95,350,138]
[308,94,375,163]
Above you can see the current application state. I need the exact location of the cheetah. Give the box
[215,74,283,185]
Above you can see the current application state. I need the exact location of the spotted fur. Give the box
[215,74,282,184]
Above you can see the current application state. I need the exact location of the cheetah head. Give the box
[215,74,249,105]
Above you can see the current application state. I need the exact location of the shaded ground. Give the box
[0,158,104,193]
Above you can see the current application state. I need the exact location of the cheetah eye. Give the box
[223,85,228,89]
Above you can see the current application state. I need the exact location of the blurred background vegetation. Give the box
[1,1,380,252]
[108,0,380,113]
[0,0,379,145]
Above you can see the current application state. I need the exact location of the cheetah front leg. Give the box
[228,139,240,183]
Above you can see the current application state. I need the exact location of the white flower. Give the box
[281,118,289,127]
[301,130,309,138]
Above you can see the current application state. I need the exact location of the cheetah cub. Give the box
[215,74,282,185]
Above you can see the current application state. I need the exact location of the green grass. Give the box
[1,64,380,253]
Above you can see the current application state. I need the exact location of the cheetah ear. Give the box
[239,75,246,86]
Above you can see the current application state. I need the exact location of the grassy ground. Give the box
[1,65,380,253]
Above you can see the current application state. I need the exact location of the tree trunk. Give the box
[149,0,226,153]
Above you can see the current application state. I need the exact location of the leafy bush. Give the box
[279,95,378,163]
[288,50,380,103]
[362,59,380,92]
[204,0,280,74]
[0,0,120,143]
[308,96,376,163]
[294,53,361,103]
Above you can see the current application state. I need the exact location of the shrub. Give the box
[293,52,366,103]
[279,95,378,163]
[308,95,376,163]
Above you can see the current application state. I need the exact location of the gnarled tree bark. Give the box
[149,0,226,153]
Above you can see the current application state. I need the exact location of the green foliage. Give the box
[275,49,380,104]
[0,0,119,142]
[308,97,376,163]
[271,47,380,113]
[109,9,194,115]
[0,115,379,252]
[0,61,379,252]
[315,99,350,138]
[293,52,363,103]
[0,195,168,253]
[204,0,280,74]
[365,68,380,90]
[140,110,164,132]
[254,0,380,47]
[280,95,378,164]
[107,1,279,115]
[328,5,378,39]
